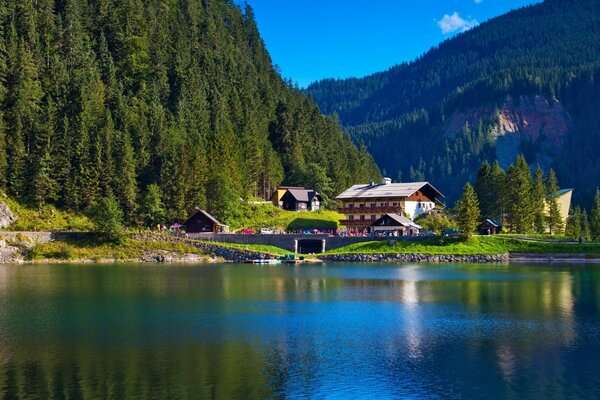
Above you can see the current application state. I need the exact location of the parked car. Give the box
[441,228,460,237]
[260,227,274,235]
[419,231,436,237]
[240,228,255,235]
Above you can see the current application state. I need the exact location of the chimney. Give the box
[382,177,392,185]
[368,179,375,187]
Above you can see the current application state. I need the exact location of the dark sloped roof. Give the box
[480,218,502,227]
[287,189,310,202]
[371,213,423,229]
[336,181,444,200]
[185,209,222,226]
[285,189,321,202]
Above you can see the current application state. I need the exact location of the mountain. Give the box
[306,0,600,205]
[0,0,380,225]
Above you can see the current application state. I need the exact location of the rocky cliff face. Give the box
[444,95,571,169]
[0,202,16,229]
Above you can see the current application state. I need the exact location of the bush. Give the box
[91,196,125,243]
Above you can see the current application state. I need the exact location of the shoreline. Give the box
[15,252,600,265]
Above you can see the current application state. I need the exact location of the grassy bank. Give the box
[191,240,289,256]
[2,197,93,231]
[325,236,600,256]
[234,204,343,231]
[27,236,210,261]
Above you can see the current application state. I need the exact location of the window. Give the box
[371,215,376,221]
[360,215,365,221]
[349,215,354,221]
[392,202,398,207]
[359,204,364,209]
[381,202,388,207]
[370,203,376,208]
[348,204,354,209]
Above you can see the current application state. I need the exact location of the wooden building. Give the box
[270,186,306,208]
[370,213,422,236]
[478,219,503,235]
[336,178,444,229]
[281,189,322,211]
[184,209,225,234]
[271,186,322,211]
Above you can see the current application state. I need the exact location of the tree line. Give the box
[454,155,600,240]
[0,0,380,227]
[307,0,600,206]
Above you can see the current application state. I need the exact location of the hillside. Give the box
[0,0,380,226]
[307,0,600,205]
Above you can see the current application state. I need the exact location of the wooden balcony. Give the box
[338,206,403,215]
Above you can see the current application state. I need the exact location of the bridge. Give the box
[186,233,420,254]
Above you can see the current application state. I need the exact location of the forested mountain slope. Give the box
[0,0,379,224]
[307,0,600,205]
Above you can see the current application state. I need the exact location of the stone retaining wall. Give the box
[186,233,422,253]
[132,234,275,262]
[319,253,510,264]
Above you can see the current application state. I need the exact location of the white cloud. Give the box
[437,12,478,35]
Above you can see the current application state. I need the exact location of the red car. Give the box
[240,229,255,235]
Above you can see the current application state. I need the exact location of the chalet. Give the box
[545,189,573,229]
[280,188,322,211]
[479,219,503,235]
[270,186,306,208]
[336,178,444,228]
[184,209,225,234]
[370,213,422,236]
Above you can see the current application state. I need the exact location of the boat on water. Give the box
[245,258,281,264]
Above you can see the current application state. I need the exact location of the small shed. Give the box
[478,219,503,235]
[184,209,224,234]
[369,213,422,237]
[281,189,322,211]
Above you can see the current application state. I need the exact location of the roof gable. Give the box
[336,182,444,200]
[184,209,222,226]
[371,213,423,229]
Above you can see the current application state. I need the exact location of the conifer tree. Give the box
[590,188,600,240]
[546,169,563,235]
[506,155,533,233]
[141,184,165,228]
[456,183,480,240]
[490,160,506,222]
[581,209,591,242]
[474,160,493,218]
[565,207,582,239]
[531,165,547,233]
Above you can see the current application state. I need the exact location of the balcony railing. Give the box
[338,206,403,214]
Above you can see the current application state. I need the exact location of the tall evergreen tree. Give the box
[565,206,582,239]
[474,160,494,218]
[505,155,533,233]
[546,169,563,235]
[531,165,547,234]
[581,209,591,242]
[590,188,600,240]
[455,183,480,240]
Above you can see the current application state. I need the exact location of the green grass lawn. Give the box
[190,239,290,256]
[2,196,93,231]
[325,236,600,256]
[234,204,343,231]
[27,236,210,261]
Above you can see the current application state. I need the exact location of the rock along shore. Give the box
[319,253,510,264]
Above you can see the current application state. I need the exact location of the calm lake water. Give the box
[0,262,599,399]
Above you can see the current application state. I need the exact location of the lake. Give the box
[0,262,599,399]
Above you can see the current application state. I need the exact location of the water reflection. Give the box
[0,263,599,399]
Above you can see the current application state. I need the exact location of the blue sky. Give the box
[246,0,542,87]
